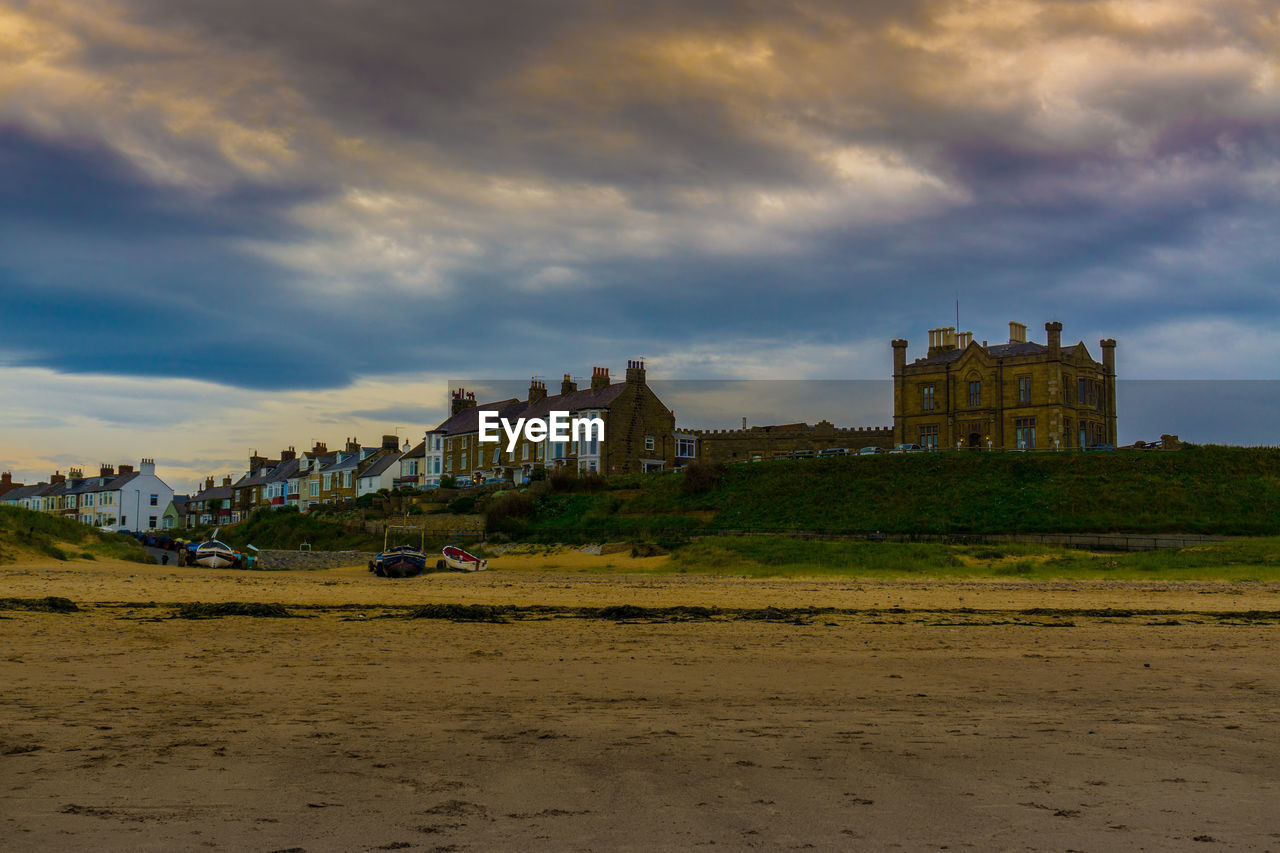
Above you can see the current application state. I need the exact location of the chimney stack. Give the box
[99,464,116,478]
[380,435,398,451]
[1009,321,1027,343]
[346,437,360,453]
[311,441,328,455]
[281,446,297,462]
[625,360,646,386]
[451,388,477,416]
[139,459,154,474]
[528,377,547,403]
[926,328,959,357]
[205,476,215,491]
[1045,321,1062,358]
[591,366,611,392]
[249,450,268,471]
[118,463,134,475]
[50,471,65,485]
[222,476,232,487]
[561,373,578,396]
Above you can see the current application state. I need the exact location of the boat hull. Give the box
[371,546,428,579]
[194,548,239,569]
[442,546,488,572]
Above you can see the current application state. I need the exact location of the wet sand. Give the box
[2,557,1279,850]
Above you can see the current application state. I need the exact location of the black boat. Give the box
[369,522,427,578]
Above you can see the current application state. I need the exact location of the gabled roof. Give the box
[432,399,526,436]
[359,452,402,478]
[234,463,278,490]
[82,472,139,493]
[263,457,300,484]
[913,339,1054,367]
[402,440,426,458]
[431,384,631,436]
[2,483,51,501]
[522,383,628,421]
[191,485,234,502]
[290,453,337,478]
[321,452,363,473]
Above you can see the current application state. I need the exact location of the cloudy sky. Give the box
[2,0,1278,490]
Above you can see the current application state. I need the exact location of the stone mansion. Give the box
[893,321,1117,451]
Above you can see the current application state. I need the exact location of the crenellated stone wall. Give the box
[688,421,894,463]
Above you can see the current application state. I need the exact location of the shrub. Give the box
[486,492,533,531]
[439,474,457,489]
[528,467,547,482]
[548,467,577,492]
[682,460,722,496]
[579,472,607,492]
[447,496,477,514]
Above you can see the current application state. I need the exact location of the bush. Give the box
[579,472,607,492]
[682,460,722,496]
[528,467,547,482]
[439,475,457,489]
[447,496,477,514]
[486,492,534,531]
[548,467,577,492]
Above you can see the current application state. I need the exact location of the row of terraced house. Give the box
[2,324,1120,532]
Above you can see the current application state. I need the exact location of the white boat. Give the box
[193,529,242,569]
[440,545,488,572]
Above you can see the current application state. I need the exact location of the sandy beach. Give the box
[3,555,1279,850]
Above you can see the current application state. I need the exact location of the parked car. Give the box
[790,449,816,459]
[857,447,881,455]
[890,443,922,453]
[818,447,850,457]
[1084,443,1117,452]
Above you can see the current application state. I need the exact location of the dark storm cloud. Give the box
[2,0,1279,400]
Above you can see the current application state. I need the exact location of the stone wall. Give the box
[358,514,484,535]
[255,549,379,570]
[692,421,893,463]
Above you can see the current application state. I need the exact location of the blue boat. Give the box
[369,523,427,579]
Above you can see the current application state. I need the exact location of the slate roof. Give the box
[2,483,51,502]
[358,452,402,479]
[430,384,631,435]
[263,457,300,484]
[913,340,1084,366]
[431,399,526,436]
[192,485,234,503]
[522,383,628,420]
[321,451,367,474]
[82,472,140,493]
[233,463,278,490]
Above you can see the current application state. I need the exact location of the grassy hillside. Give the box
[665,535,1280,581]
[186,508,384,552]
[0,505,152,563]
[498,445,1280,539]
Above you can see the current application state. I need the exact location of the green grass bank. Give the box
[0,505,152,563]
[498,445,1280,540]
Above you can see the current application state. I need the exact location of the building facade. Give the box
[432,361,676,484]
[893,321,1117,451]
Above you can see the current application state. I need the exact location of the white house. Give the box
[356,450,404,496]
[423,429,444,488]
[102,458,174,532]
